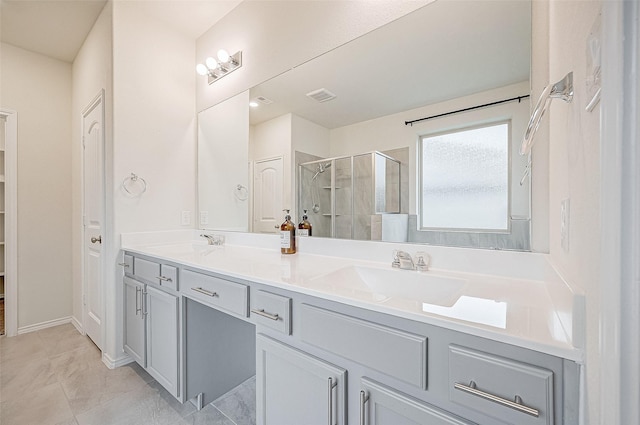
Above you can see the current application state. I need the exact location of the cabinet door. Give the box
[146,285,179,397]
[257,334,346,425]
[361,378,473,425]
[123,277,145,367]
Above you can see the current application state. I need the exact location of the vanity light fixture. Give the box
[196,49,243,85]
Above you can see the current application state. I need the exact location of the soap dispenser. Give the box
[280,209,296,254]
[298,209,312,237]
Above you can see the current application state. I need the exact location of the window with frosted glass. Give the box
[419,122,509,231]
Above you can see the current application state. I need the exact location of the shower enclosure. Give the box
[298,151,401,240]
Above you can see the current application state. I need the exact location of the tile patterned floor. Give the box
[0,324,256,425]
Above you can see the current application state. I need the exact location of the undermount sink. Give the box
[310,265,466,307]
[150,242,221,256]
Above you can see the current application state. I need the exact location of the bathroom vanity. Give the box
[121,231,582,425]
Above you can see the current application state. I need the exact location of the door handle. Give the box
[91,236,102,244]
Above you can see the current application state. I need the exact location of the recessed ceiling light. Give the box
[249,101,259,108]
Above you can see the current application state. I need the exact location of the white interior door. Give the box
[82,91,105,350]
[253,157,283,233]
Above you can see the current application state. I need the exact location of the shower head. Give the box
[311,162,332,180]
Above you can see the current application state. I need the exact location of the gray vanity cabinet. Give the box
[123,277,145,366]
[256,334,347,425]
[122,254,180,399]
[360,378,473,425]
[145,284,179,397]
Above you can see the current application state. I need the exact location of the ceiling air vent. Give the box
[255,96,274,105]
[306,88,337,103]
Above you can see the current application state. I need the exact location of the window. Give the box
[419,122,510,231]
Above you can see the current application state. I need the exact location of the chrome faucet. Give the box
[392,250,415,270]
[200,233,224,246]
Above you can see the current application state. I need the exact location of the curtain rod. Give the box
[404,95,531,126]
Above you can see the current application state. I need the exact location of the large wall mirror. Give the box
[198,0,533,250]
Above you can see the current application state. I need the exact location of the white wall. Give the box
[0,43,73,329]
[199,91,249,231]
[329,82,531,218]
[531,0,551,252]
[108,0,196,363]
[545,1,602,423]
[196,0,429,112]
[71,0,113,332]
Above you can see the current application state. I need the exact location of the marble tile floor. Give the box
[0,323,256,425]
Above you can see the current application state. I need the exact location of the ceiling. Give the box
[249,0,531,129]
[0,0,241,62]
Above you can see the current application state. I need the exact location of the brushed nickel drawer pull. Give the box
[157,276,173,282]
[192,287,218,297]
[251,308,279,321]
[118,262,130,267]
[453,381,539,417]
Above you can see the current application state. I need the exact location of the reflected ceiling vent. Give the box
[254,96,274,105]
[306,88,337,103]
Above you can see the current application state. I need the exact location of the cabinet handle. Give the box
[327,377,337,425]
[156,276,173,282]
[142,290,148,316]
[453,381,539,417]
[118,262,130,268]
[135,286,142,315]
[251,308,279,321]
[359,390,369,425]
[192,287,218,297]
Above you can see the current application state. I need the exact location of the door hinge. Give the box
[82,293,87,306]
[82,136,85,149]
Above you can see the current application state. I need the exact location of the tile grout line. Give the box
[212,404,239,425]
[40,328,79,424]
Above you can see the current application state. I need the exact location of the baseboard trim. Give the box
[70,316,84,335]
[102,352,134,369]
[17,316,72,334]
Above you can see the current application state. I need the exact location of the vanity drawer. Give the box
[182,269,248,317]
[133,257,160,283]
[250,290,291,335]
[133,257,178,291]
[448,345,554,425]
[159,264,178,291]
[122,254,134,275]
[300,304,428,389]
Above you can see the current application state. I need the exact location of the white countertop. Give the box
[121,230,584,362]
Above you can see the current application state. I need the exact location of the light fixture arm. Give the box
[520,71,574,156]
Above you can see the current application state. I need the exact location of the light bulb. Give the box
[205,57,218,70]
[217,49,230,63]
[249,101,259,108]
[196,64,208,76]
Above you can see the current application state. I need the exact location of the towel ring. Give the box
[122,173,147,196]
[234,184,248,201]
[520,71,574,156]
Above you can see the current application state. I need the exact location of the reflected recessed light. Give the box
[249,101,259,108]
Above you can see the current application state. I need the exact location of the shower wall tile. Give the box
[353,214,371,240]
[371,215,382,241]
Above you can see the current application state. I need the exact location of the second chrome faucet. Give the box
[392,250,430,271]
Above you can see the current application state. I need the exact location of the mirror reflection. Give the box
[198,0,532,250]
